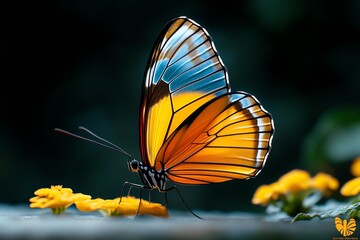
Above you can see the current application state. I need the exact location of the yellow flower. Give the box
[351,157,360,177]
[75,198,105,212]
[75,196,168,217]
[29,185,91,214]
[310,172,339,196]
[252,183,279,205]
[275,169,311,194]
[341,177,360,197]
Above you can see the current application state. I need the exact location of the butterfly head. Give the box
[128,159,140,173]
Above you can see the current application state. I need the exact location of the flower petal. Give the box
[276,169,311,193]
[311,172,339,196]
[252,184,276,205]
[341,177,360,197]
[351,156,360,177]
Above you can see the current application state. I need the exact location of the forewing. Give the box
[140,17,230,167]
[155,92,274,185]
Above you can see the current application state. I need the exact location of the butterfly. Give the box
[55,16,274,218]
[335,217,356,237]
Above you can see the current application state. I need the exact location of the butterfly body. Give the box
[128,159,167,192]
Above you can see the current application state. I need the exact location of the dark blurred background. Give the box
[1,0,360,213]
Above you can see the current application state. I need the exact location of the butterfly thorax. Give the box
[128,159,167,192]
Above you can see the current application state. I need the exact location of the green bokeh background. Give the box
[1,0,360,213]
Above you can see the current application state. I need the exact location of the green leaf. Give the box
[292,202,360,222]
[301,107,360,171]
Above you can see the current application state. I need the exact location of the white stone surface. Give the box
[0,204,337,239]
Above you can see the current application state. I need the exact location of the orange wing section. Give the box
[155,92,274,185]
[144,88,217,168]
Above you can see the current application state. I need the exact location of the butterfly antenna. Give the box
[54,127,134,160]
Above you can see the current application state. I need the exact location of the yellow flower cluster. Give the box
[29,185,168,217]
[252,157,360,218]
[252,169,339,206]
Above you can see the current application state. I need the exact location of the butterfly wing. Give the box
[335,217,344,234]
[154,92,274,184]
[346,218,356,236]
[140,17,230,167]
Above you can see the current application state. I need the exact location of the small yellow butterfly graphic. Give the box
[335,217,356,237]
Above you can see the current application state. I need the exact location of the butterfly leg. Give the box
[147,188,151,202]
[119,181,151,216]
[119,181,144,203]
[164,186,202,219]
[164,191,168,208]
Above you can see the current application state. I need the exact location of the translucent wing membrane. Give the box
[140,17,229,166]
[156,92,274,185]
